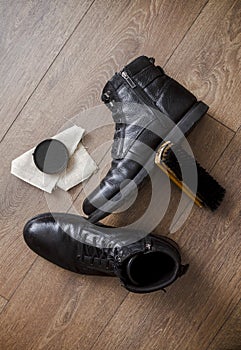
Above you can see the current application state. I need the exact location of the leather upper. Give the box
[23,212,188,293]
[83,56,200,220]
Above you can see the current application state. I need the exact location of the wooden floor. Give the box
[0,0,241,349]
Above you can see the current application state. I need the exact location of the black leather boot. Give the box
[23,212,188,293]
[83,56,208,222]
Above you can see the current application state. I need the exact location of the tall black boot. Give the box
[83,56,208,222]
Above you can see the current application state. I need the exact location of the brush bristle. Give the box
[162,145,225,211]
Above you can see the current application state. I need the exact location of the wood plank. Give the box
[0,296,8,315]
[187,114,233,171]
[0,258,127,350]
[86,128,241,350]
[208,300,241,350]
[0,0,93,141]
[0,0,207,299]
[165,0,241,131]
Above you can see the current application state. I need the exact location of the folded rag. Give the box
[11,126,97,193]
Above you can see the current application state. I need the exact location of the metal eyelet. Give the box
[116,256,121,263]
[103,91,111,103]
[145,243,152,250]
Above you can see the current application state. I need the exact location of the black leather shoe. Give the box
[83,56,208,222]
[23,212,188,293]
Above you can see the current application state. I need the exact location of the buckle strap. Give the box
[179,264,189,277]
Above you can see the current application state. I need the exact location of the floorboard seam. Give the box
[236,124,241,133]
[163,0,210,69]
[205,300,240,350]
[2,256,38,303]
[0,295,9,316]
[206,113,236,133]
[90,293,129,350]
[0,0,96,145]
[0,295,8,302]
[0,258,40,316]
[209,131,236,172]
[0,302,8,316]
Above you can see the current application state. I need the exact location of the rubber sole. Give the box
[87,101,208,223]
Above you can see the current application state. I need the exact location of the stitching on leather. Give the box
[131,63,152,77]
[132,64,153,77]
[154,77,173,107]
[143,73,163,90]
[104,177,122,188]
[121,118,160,158]
[160,77,173,95]
[133,65,163,89]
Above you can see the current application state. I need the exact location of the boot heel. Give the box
[177,101,209,136]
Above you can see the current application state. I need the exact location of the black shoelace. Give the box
[76,237,119,270]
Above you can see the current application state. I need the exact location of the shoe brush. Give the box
[155,141,225,211]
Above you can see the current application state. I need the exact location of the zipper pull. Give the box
[121,71,136,88]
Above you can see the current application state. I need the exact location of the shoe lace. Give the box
[76,237,119,270]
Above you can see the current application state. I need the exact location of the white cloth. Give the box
[11,126,97,193]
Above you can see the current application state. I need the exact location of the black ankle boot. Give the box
[23,212,188,293]
[83,56,208,222]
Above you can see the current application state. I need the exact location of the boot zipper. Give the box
[121,71,136,88]
[120,70,157,109]
[120,70,187,143]
[120,70,167,131]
